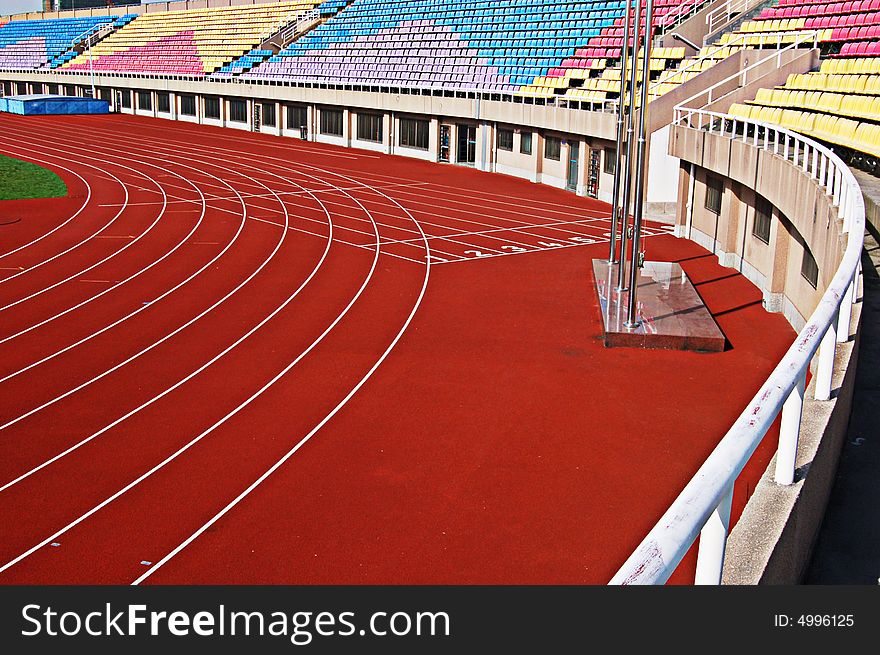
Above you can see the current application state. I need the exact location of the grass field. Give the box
[0,153,67,201]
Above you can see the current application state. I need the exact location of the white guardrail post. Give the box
[609,108,865,585]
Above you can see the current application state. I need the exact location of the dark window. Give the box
[2,81,11,96]
[705,175,723,215]
[99,88,111,102]
[357,113,383,142]
[399,118,429,150]
[157,92,170,113]
[64,84,75,96]
[47,83,58,95]
[604,147,616,174]
[229,99,247,123]
[262,102,276,127]
[179,94,196,116]
[15,82,26,94]
[752,197,772,244]
[204,97,221,120]
[137,91,152,111]
[286,105,307,130]
[544,136,561,161]
[119,90,131,108]
[520,132,533,155]
[801,247,818,288]
[496,128,514,151]
[320,108,344,136]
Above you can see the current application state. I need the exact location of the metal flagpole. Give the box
[615,0,643,291]
[89,31,95,99]
[607,0,632,264]
[625,0,655,328]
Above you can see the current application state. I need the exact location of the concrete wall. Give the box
[670,124,843,330]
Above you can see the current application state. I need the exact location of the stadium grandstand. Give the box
[0,0,874,588]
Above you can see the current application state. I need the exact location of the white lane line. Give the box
[0,160,320,495]
[0,140,168,315]
[47,121,467,264]
[430,228,671,265]
[0,148,129,288]
[69,114,374,161]
[133,163,433,586]
[181,143,605,246]
[0,126,218,347]
[75,118,612,236]
[377,216,611,246]
[0,131,389,491]
[249,216,426,266]
[96,181,434,208]
[0,152,92,261]
[279,162,613,220]
[0,160,377,578]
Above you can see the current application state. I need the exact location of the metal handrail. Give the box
[595,29,819,115]
[673,29,820,110]
[706,0,753,35]
[609,107,864,584]
[657,0,714,29]
[651,28,819,92]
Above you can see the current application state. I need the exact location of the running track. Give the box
[0,113,795,584]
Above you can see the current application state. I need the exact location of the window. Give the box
[99,88,111,102]
[137,91,152,111]
[262,102,276,127]
[64,84,75,96]
[119,90,131,109]
[520,132,533,155]
[752,197,772,244]
[357,113,383,142]
[16,82,27,95]
[801,246,818,288]
[204,96,221,120]
[320,108,344,136]
[179,94,196,116]
[229,99,247,123]
[157,92,170,113]
[399,118,429,150]
[47,83,58,95]
[286,105,307,130]
[604,147,616,174]
[705,175,723,215]
[496,128,513,152]
[544,136,561,161]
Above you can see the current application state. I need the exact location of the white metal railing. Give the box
[596,29,819,115]
[273,9,320,48]
[674,29,820,110]
[609,107,864,584]
[658,0,714,29]
[652,29,819,94]
[706,0,755,35]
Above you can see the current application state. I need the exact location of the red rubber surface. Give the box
[0,113,794,584]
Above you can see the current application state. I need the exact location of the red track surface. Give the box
[0,113,794,584]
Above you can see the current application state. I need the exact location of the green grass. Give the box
[0,153,67,201]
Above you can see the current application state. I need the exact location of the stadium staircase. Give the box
[48,14,137,70]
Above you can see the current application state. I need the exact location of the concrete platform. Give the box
[592,259,726,352]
